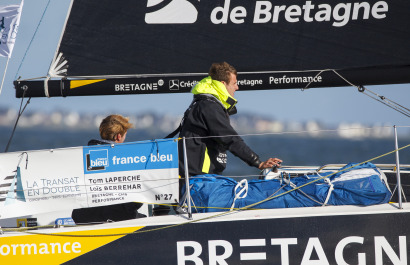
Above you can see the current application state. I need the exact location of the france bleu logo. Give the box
[86,149,109,171]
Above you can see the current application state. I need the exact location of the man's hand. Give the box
[258,158,283,170]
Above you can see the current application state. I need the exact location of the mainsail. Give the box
[14,0,410,98]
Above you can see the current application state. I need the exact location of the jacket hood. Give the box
[88,139,116,146]
[191,76,237,112]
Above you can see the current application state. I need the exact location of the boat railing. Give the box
[178,125,410,218]
[0,125,409,228]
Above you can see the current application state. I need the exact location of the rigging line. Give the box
[183,125,394,141]
[388,183,410,187]
[208,174,262,178]
[18,207,249,237]
[50,72,207,80]
[264,173,323,206]
[362,91,410,118]
[15,76,48,81]
[48,69,329,80]
[22,69,330,80]
[335,71,410,117]
[17,151,29,169]
[382,99,410,115]
[14,0,52,80]
[303,69,410,118]
[266,181,288,200]
[0,57,11,96]
[302,69,322,90]
[4,89,31,152]
[362,90,410,116]
[297,188,323,205]
[249,144,410,208]
[11,143,410,238]
[358,87,407,110]
[364,87,410,113]
[181,144,410,211]
[2,137,179,155]
[363,93,410,118]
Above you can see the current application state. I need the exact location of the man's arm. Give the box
[202,102,281,169]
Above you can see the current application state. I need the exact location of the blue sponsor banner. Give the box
[83,139,178,174]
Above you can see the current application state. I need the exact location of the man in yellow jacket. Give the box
[178,62,282,176]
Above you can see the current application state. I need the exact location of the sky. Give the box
[0,0,409,126]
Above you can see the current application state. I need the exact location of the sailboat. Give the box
[1,0,410,264]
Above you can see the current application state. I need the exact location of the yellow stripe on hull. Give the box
[0,226,143,264]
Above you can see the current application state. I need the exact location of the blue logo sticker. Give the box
[86,149,109,171]
[83,139,178,174]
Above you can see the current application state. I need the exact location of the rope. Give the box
[322,178,334,206]
[44,76,50,98]
[0,57,10,96]
[239,143,410,210]
[2,0,54,151]
[364,88,410,113]
[4,89,31,152]
[3,143,409,237]
[361,90,410,118]
[304,69,410,118]
[230,179,248,210]
[14,0,52,80]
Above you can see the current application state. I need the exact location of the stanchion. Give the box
[394,125,403,209]
[182,137,192,219]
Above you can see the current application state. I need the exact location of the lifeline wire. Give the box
[183,125,395,141]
